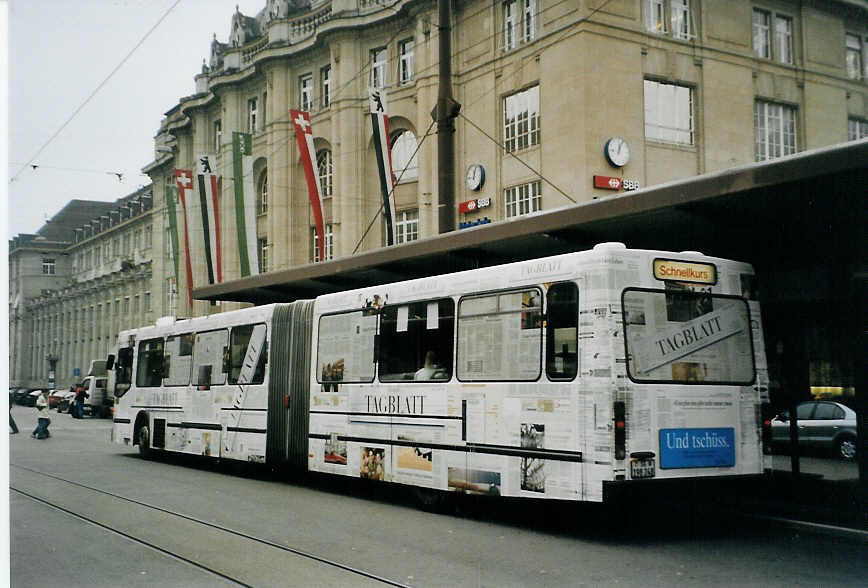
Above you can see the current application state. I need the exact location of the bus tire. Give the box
[413,487,449,512]
[138,424,151,458]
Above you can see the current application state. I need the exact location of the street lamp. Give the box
[45,353,58,390]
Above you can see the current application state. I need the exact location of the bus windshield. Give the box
[622,287,755,385]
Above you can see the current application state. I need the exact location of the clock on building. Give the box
[604,137,630,167]
[466,164,485,191]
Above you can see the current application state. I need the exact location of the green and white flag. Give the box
[232,132,260,276]
[165,183,181,283]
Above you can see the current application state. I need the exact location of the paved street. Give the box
[8,404,867,587]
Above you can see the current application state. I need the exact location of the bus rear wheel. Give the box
[138,424,151,458]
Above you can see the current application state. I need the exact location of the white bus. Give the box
[110,243,769,503]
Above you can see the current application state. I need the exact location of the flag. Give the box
[196,154,222,284]
[173,169,195,307]
[232,132,259,277]
[290,109,326,262]
[369,88,397,245]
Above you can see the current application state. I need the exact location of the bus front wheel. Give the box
[138,424,151,458]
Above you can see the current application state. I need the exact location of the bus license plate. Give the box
[631,456,656,479]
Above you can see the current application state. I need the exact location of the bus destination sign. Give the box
[653,259,717,284]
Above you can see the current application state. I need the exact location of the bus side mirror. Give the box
[106,354,115,370]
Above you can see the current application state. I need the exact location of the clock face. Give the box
[605,137,630,167]
[466,164,485,191]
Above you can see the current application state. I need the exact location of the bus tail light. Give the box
[761,402,773,452]
[614,401,626,460]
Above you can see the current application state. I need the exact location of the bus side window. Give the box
[228,324,267,385]
[378,299,455,382]
[457,288,543,382]
[136,338,165,388]
[546,282,578,381]
[193,329,229,387]
[163,333,194,386]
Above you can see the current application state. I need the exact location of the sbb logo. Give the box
[608,178,621,189]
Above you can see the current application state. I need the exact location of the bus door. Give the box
[185,328,229,457]
[220,323,268,460]
[377,299,455,491]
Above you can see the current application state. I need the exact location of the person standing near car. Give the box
[73,382,88,419]
[10,403,19,434]
[32,391,50,439]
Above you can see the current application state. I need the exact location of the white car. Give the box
[770,401,858,460]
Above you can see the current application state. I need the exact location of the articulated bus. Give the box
[109,243,769,503]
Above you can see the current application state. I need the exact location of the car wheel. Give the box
[836,436,856,460]
[138,424,151,458]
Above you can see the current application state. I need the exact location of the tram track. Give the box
[11,463,410,588]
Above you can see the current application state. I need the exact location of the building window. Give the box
[123,297,130,314]
[300,74,313,111]
[391,130,419,182]
[257,171,268,214]
[144,291,151,312]
[848,118,868,140]
[166,278,177,315]
[213,119,222,152]
[42,258,56,275]
[317,150,333,197]
[644,80,694,144]
[312,224,334,262]
[775,16,793,65]
[503,0,517,51]
[321,65,331,108]
[370,47,387,89]
[503,85,540,152]
[248,97,258,132]
[754,9,793,64]
[846,34,863,80]
[754,100,797,161]
[144,226,152,248]
[134,295,140,313]
[399,38,414,84]
[257,238,269,273]
[644,0,692,40]
[505,180,542,218]
[395,210,419,244]
[503,0,536,50]
[753,9,770,59]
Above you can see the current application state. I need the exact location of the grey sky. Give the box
[7,0,265,236]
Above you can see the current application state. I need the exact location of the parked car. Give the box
[49,389,73,410]
[12,388,33,405]
[770,401,858,460]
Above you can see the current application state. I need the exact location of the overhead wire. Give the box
[9,0,184,185]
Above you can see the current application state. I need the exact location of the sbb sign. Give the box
[593,175,640,191]
[459,197,492,213]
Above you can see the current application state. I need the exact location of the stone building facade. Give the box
[8,189,154,389]
[10,0,868,387]
[142,0,868,314]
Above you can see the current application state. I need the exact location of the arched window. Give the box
[256,170,268,214]
[317,149,333,197]
[391,130,418,181]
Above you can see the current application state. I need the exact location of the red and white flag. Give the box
[290,109,326,262]
[369,89,397,245]
[173,169,195,307]
[196,154,222,284]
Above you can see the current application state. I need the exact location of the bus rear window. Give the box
[622,288,755,385]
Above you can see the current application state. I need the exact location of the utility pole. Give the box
[432,0,461,234]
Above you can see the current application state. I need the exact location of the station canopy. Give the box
[196,140,867,305]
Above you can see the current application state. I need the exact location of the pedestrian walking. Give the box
[74,383,88,419]
[32,391,51,439]
[10,403,19,434]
